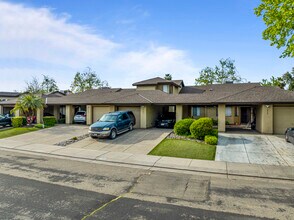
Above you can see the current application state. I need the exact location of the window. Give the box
[226,107,232,117]
[168,106,175,112]
[122,113,129,120]
[192,106,201,117]
[163,85,170,93]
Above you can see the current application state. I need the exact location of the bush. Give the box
[58,118,65,124]
[174,118,195,136]
[190,117,213,140]
[12,116,26,128]
[210,129,218,137]
[205,135,218,145]
[43,116,56,127]
[34,124,45,129]
[212,119,218,126]
[226,120,230,125]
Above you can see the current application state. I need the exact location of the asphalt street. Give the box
[0,149,293,219]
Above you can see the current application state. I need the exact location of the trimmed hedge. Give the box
[210,129,218,137]
[205,135,218,145]
[43,116,56,127]
[174,118,195,136]
[34,123,45,129]
[12,116,27,128]
[190,117,213,140]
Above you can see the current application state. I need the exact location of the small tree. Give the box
[261,76,286,89]
[25,77,44,94]
[71,67,108,93]
[283,68,294,91]
[164,74,172,80]
[41,75,59,93]
[11,94,45,124]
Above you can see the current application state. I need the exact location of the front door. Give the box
[241,107,249,124]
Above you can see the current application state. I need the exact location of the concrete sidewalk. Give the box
[0,139,293,181]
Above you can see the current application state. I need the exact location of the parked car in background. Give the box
[73,111,86,124]
[285,128,294,144]
[155,113,176,128]
[0,114,11,127]
[89,111,135,139]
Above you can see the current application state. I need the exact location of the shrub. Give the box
[34,123,45,129]
[43,116,56,127]
[210,129,218,137]
[190,117,213,140]
[226,120,230,125]
[205,135,218,145]
[212,119,218,126]
[12,116,26,128]
[58,118,65,124]
[174,118,195,136]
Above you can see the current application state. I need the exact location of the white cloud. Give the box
[0,1,198,91]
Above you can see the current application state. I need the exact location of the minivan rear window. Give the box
[76,112,85,115]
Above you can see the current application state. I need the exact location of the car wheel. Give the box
[110,129,117,139]
[129,123,133,131]
[285,134,290,142]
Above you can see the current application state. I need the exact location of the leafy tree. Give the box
[25,77,44,94]
[11,94,45,124]
[255,0,294,58]
[261,76,286,89]
[195,58,243,85]
[164,74,172,80]
[41,75,59,93]
[71,67,108,93]
[282,67,294,91]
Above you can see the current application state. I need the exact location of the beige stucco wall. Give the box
[176,105,183,122]
[206,106,217,120]
[225,106,241,125]
[255,104,273,134]
[273,105,294,134]
[86,105,93,125]
[146,105,161,128]
[36,108,43,124]
[218,104,226,132]
[53,105,60,120]
[0,105,3,115]
[136,85,157,90]
[65,105,74,124]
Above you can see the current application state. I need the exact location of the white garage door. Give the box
[93,106,111,123]
[274,107,294,134]
[118,106,141,128]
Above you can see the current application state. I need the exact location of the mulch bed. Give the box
[55,134,89,146]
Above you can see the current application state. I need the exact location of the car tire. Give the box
[285,134,290,142]
[110,129,117,139]
[91,135,98,139]
[129,123,133,131]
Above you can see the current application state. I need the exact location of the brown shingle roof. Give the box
[132,77,183,87]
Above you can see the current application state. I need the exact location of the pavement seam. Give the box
[265,135,290,166]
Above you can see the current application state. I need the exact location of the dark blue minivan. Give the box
[89,111,136,139]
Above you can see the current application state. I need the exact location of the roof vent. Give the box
[225,81,233,84]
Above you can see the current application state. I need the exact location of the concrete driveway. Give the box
[69,128,171,155]
[4,125,171,155]
[215,133,294,166]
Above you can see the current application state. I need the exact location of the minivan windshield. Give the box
[99,114,117,122]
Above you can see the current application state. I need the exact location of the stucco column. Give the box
[250,107,254,123]
[53,105,60,121]
[140,106,147,128]
[176,105,183,121]
[218,104,226,132]
[65,105,74,124]
[261,104,273,134]
[36,108,44,124]
[86,105,93,125]
[0,105,3,115]
[109,105,115,112]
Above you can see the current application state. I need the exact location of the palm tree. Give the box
[12,94,45,124]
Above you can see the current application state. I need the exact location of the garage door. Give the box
[118,106,141,128]
[274,107,294,134]
[92,106,111,123]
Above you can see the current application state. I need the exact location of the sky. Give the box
[0,0,293,92]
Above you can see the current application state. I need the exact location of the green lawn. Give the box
[0,127,39,139]
[148,139,216,160]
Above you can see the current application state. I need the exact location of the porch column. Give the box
[250,107,254,123]
[218,104,226,132]
[65,105,74,124]
[176,105,183,121]
[86,105,93,125]
[140,105,147,128]
[0,105,3,115]
[36,108,43,124]
[53,105,60,121]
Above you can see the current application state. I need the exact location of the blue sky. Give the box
[0,0,293,91]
